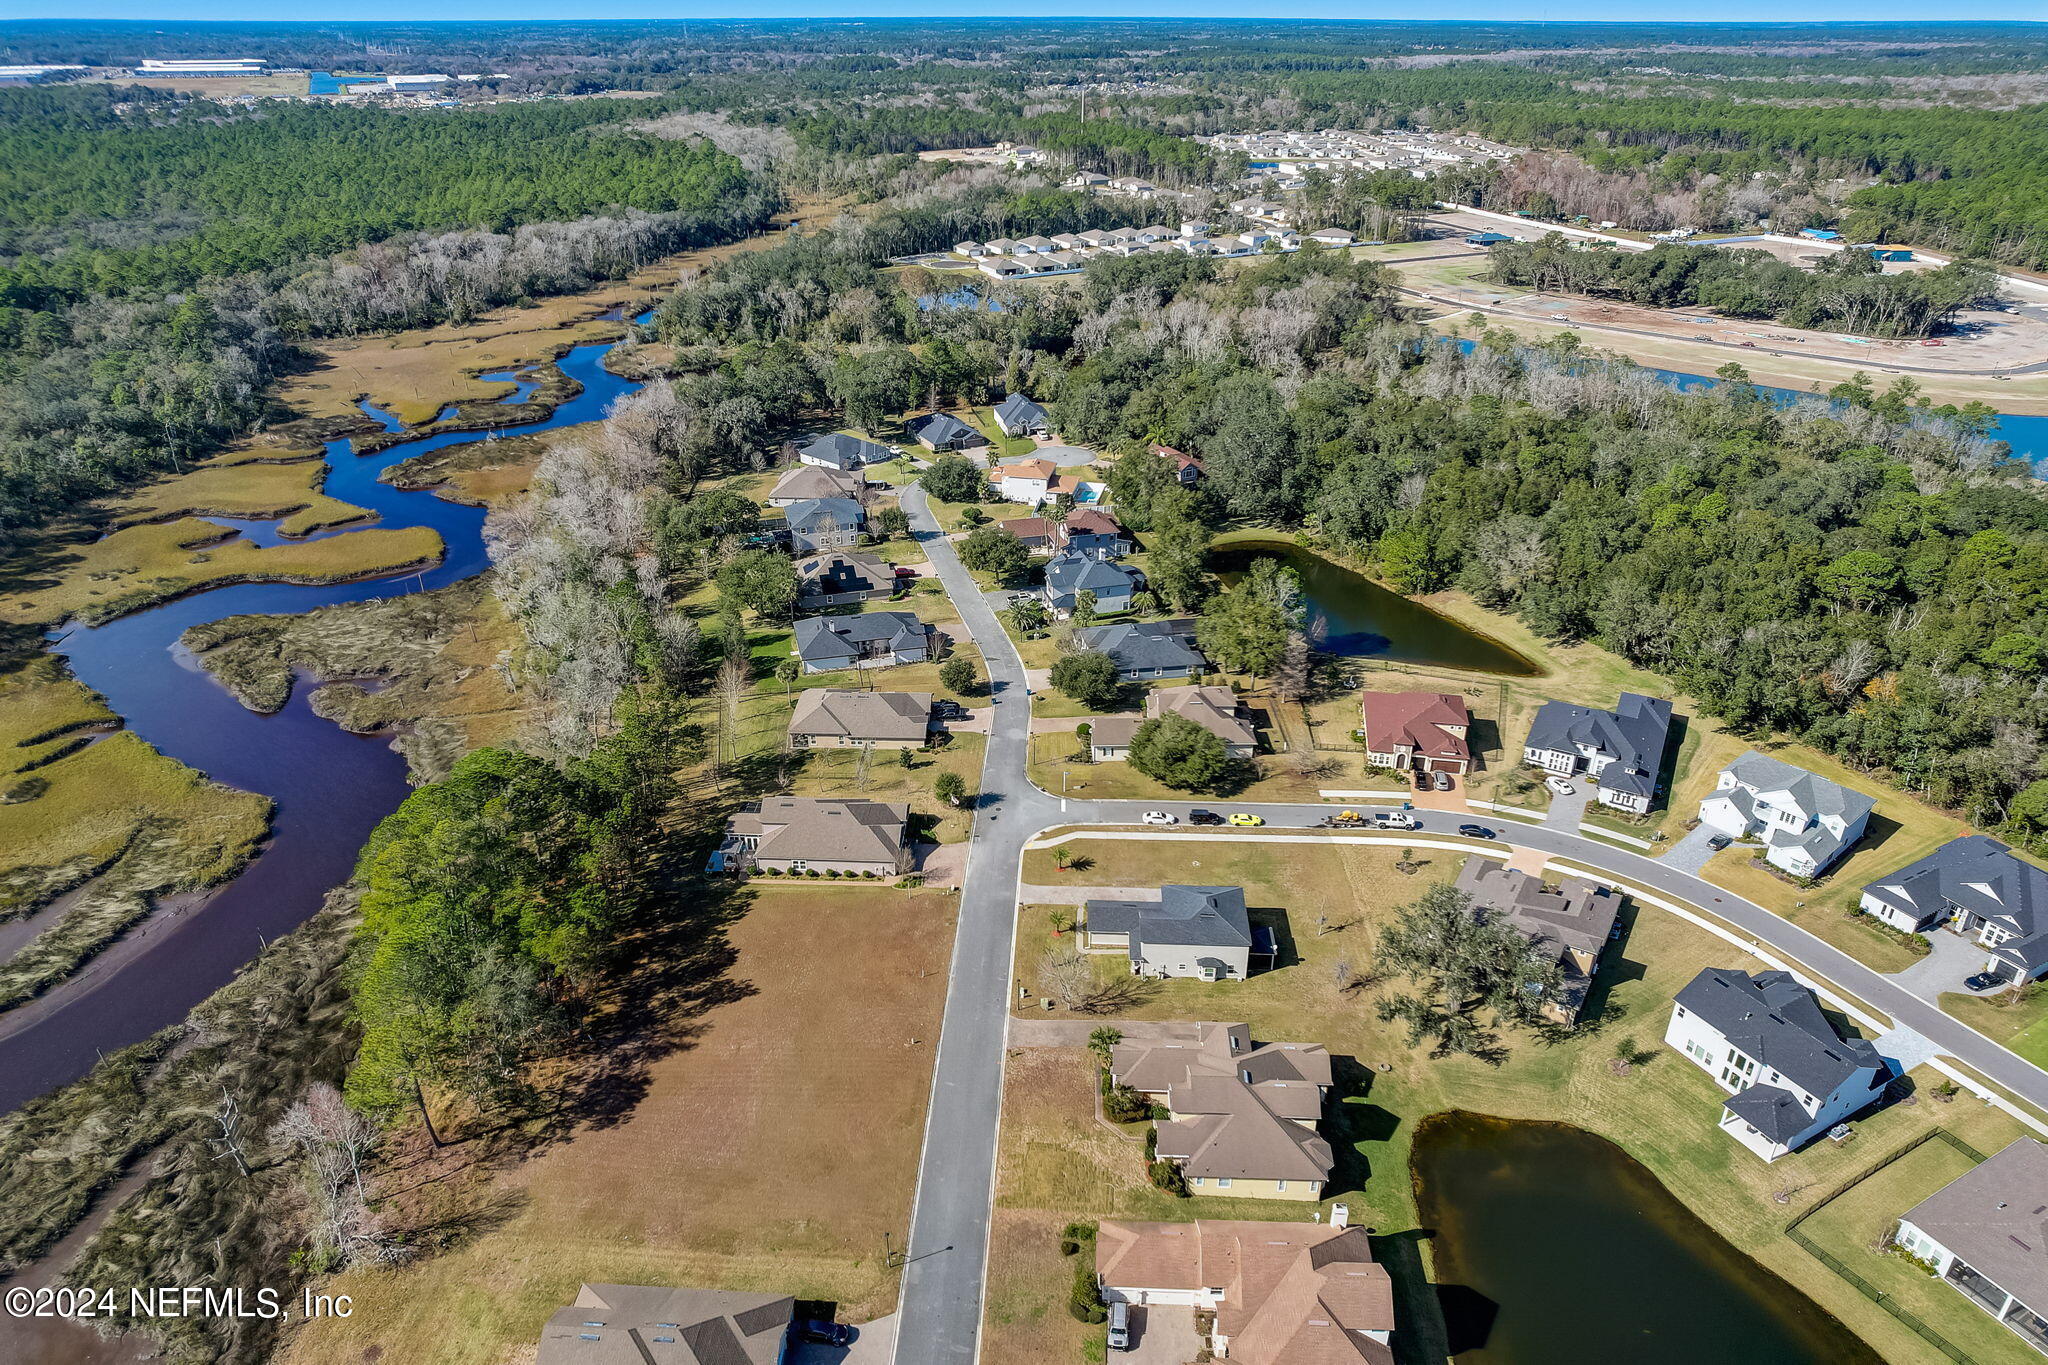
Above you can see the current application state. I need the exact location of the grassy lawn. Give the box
[1941,985,2048,1070]
[278,888,957,1365]
[1026,730,1392,804]
[1794,1133,2042,1365]
[984,836,2038,1365]
[1700,848,1934,974]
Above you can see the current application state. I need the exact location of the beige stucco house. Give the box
[786,689,933,750]
[715,797,913,877]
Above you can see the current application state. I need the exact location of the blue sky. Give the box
[6,3,2041,19]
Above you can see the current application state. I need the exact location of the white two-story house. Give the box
[1522,692,1674,814]
[1665,967,1890,1162]
[1698,752,1876,879]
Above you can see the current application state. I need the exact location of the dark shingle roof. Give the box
[1044,552,1142,609]
[1724,1083,1816,1144]
[1525,692,1673,799]
[784,497,864,532]
[995,393,1048,427]
[1075,619,1207,674]
[1862,835,2048,976]
[907,412,983,445]
[798,433,890,469]
[792,611,929,663]
[1087,885,1253,957]
[1675,967,1881,1097]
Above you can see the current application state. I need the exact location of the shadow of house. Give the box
[1369,1229,1458,1365]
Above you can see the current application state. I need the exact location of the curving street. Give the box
[888,482,2048,1365]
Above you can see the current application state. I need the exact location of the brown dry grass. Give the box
[275,887,956,1365]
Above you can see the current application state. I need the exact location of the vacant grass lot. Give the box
[1941,986,2048,1071]
[984,836,2038,1365]
[277,888,956,1365]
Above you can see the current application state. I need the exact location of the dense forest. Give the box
[1485,239,1997,339]
[0,87,772,533]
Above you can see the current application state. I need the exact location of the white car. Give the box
[1544,776,1576,796]
[1142,810,1178,825]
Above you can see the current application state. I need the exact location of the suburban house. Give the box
[535,1283,793,1365]
[1455,858,1620,1024]
[1080,884,1270,980]
[1307,227,1358,246]
[1664,968,1890,1162]
[716,797,913,876]
[1091,685,1257,761]
[989,457,1065,506]
[1361,690,1472,776]
[1110,1022,1334,1200]
[1095,1219,1397,1365]
[1063,171,1110,190]
[1150,442,1204,484]
[791,612,934,674]
[1000,509,1130,560]
[1522,692,1674,814]
[1076,619,1208,680]
[1858,836,2048,985]
[781,496,865,553]
[994,392,1051,437]
[786,689,932,750]
[998,516,1057,553]
[1043,551,1144,619]
[796,432,890,471]
[768,463,865,507]
[905,411,988,452]
[1056,507,1132,559]
[1698,752,1876,879]
[1894,1138,2048,1354]
[793,550,899,609]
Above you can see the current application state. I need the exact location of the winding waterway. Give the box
[0,334,650,1113]
[1412,1112,1885,1365]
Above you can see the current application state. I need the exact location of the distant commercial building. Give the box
[134,59,267,76]
[0,64,86,84]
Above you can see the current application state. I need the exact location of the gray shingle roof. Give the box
[1862,835,2048,975]
[1675,967,1881,1097]
[794,550,891,597]
[798,433,890,469]
[994,393,1048,428]
[787,689,932,743]
[1525,691,1673,800]
[1454,858,1618,959]
[537,1285,792,1365]
[1724,1083,1816,1144]
[1904,1138,2048,1313]
[1086,885,1253,959]
[1075,619,1207,675]
[906,412,983,445]
[783,497,864,533]
[792,611,929,664]
[1044,551,1142,610]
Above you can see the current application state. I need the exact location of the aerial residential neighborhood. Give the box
[11,16,2048,1365]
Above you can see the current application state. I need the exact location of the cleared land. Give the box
[276,887,956,1365]
[986,836,2040,1365]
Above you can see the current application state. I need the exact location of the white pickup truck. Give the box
[1371,811,1419,830]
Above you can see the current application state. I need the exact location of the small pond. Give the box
[1412,1112,1885,1365]
[1209,538,1539,676]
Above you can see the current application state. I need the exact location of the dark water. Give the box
[0,334,650,1113]
[1210,538,1540,676]
[1412,1113,1885,1365]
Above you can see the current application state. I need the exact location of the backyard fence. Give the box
[1781,1127,1988,1364]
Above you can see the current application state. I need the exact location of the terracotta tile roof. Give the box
[1359,691,1470,764]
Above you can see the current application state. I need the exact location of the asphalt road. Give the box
[890,483,2048,1365]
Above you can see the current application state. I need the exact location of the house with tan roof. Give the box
[1095,1220,1396,1364]
[768,463,865,506]
[1361,691,1471,775]
[793,550,899,609]
[990,457,1060,505]
[535,1282,793,1365]
[1455,858,1620,1024]
[714,797,912,877]
[1111,1022,1334,1200]
[1092,686,1257,761]
[786,689,932,750]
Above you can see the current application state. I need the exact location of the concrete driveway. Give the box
[1033,443,1098,468]
[1664,823,1724,875]
[1542,782,1595,830]
[1892,928,2005,1001]
[788,1313,897,1364]
[1123,1303,1203,1364]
